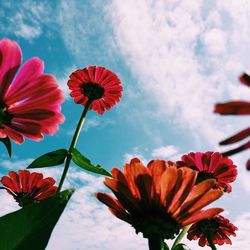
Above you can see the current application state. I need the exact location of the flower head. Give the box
[177,152,237,193]
[0,38,64,144]
[0,170,57,207]
[96,158,223,240]
[187,215,238,247]
[68,66,122,114]
[215,71,250,170]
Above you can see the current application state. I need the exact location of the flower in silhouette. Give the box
[0,38,64,144]
[96,158,223,240]
[177,152,237,193]
[0,170,57,207]
[187,215,238,247]
[68,66,122,114]
[215,71,250,170]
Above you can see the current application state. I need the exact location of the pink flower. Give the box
[0,38,64,144]
[177,152,237,193]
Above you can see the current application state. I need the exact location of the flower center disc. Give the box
[196,171,215,184]
[133,215,180,240]
[197,218,219,235]
[81,82,105,100]
[0,104,13,127]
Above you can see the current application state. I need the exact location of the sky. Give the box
[0,0,250,249]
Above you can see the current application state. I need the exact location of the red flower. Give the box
[187,215,238,247]
[0,38,64,144]
[215,71,250,170]
[96,158,223,240]
[177,152,237,193]
[0,170,57,207]
[68,66,122,114]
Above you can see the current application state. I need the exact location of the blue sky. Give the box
[1,0,250,249]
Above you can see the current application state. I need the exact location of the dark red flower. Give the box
[177,152,237,193]
[187,215,238,247]
[215,71,250,169]
[0,170,57,207]
[0,38,64,144]
[96,158,223,240]
[67,66,122,114]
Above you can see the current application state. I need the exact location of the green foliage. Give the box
[27,149,68,169]
[71,148,111,177]
[0,189,74,250]
[0,136,11,157]
[172,243,191,250]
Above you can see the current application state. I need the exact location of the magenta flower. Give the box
[0,38,64,143]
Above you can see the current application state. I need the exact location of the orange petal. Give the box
[182,208,223,226]
[160,168,180,207]
[173,179,216,217]
[168,168,197,214]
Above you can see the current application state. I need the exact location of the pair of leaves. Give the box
[28,148,111,177]
[0,136,11,157]
[0,189,74,250]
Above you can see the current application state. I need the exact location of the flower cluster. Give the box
[96,152,238,248]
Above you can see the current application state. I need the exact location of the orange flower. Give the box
[96,158,223,240]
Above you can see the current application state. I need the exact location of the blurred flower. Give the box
[96,158,223,240]
[68,66,122,114]
[0,38,64,144]
[215,71,250,170]
[0,170,57,207]
[187,215,238,247]
[177,152,237,193]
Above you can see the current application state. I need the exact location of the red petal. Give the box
[220,127,250,145]
[215,101,250,115]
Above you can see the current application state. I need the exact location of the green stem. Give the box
[207,234,217,250]
[171,225,191,249]
[57,99,93,192]
[148,235,167,250]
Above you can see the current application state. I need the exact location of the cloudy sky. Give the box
[0,0,250,249]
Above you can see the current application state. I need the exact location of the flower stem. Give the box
[57,99,93,192]
[207,234,217,250]
[148,235,167,250]
[171,225,191,249]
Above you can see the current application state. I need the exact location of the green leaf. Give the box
[0,189,74,250]
[27,149,68,169]
[0,136,11,157]
[71,148,111,177]
[172,243,191,250]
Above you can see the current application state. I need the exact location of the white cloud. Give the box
[151,145,178,158]
[109,0,250,147]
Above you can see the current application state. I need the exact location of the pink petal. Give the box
[0,38,22,99]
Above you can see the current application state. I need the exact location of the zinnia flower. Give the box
[0,170,57,207]
[187,215,238,247]
[177,152,237,193]
[67,66,122,114]
[215,71,250,170]
[96,158,223,240]
[0,38,64,144]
